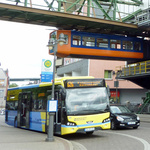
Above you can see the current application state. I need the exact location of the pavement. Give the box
[138,114,150,123]
[0,114,150,150]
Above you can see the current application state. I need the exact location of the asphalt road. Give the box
[1,115,150,150]
[63,122,150,150]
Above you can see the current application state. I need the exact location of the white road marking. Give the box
[104,131,150,150]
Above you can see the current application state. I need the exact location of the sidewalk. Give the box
[0,115,85,150]
[0,124,73,150]
[138,114,150,123]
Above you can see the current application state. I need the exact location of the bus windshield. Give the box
[65,87,109,115]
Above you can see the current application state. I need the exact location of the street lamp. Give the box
[46,33,66,142]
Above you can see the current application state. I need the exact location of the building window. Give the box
[0,79,5,87]
[104,70,112,79]
[0,90,4,98]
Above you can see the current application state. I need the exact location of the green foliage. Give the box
[9,83,18,88]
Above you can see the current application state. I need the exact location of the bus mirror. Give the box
[59,88,66,100]
[62,107,66,113]
[107,85,111,98]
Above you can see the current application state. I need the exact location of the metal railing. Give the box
[116,60,150,77]
[0,0,147,22]
[126,103,150,114]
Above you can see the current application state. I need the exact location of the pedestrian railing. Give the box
[116,60,150,77]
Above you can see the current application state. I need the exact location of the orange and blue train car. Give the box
[49,30,144,61]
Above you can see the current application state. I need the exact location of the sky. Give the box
[0,20,55,80]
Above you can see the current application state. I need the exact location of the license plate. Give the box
[128,122,136,125]
[85,128,95,132]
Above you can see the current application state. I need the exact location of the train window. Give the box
[82,36,95,47]
[97,38,108,48]
[134,42,141,51]
[110,39,121,49]
[50,31,57,41]
[64,34,68,44]
[73,35,81,46]
[123,41,133,50]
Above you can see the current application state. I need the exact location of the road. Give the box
[1,115,150,150]
[63,122,150,150]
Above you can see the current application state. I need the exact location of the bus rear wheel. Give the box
[14,117,17,128]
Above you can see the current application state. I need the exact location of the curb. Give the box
[55,137,74,150]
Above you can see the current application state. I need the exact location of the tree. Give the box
[9,83,18,88]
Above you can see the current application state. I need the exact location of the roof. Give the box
[8,76,95,90]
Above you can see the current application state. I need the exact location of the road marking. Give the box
[71,141,87,150]
[104,131,150,150]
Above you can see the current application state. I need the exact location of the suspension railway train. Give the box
[48,30,149,61]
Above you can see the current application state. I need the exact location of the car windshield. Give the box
[110,105,131,114]
[65,87,109,115]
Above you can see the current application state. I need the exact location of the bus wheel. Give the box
[14,117,17,128]
[86,131,94,135]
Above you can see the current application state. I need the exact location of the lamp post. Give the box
[45,33,66,142]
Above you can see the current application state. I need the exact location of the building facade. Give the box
[57,59,147,105]
[0,68,8,109]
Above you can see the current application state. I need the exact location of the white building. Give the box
[0,68,8,108]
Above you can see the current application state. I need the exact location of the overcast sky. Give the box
[0,20,55,79]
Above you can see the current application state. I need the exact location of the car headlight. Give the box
[116,116,124,122]
[137,116,140,120]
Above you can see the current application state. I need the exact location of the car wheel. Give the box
[133,126,138,129]
[111,121,116,130]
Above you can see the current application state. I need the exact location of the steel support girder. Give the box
[66,0,82,12]
[87,0,92,17]
[117,0,141,6]
[131,0,143,5]
[113,0,117,20]
[93,0,112,20]
[77,0,86,14]
[122,9,142,22]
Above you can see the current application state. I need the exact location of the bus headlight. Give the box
[66,122,76,126]
[102,118,110,123]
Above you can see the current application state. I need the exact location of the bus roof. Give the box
[8,76,94,91]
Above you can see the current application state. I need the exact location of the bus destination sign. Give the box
[64,79,105,88]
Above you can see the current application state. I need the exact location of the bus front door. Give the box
[17,92,32,128]
[54,91,62,134]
